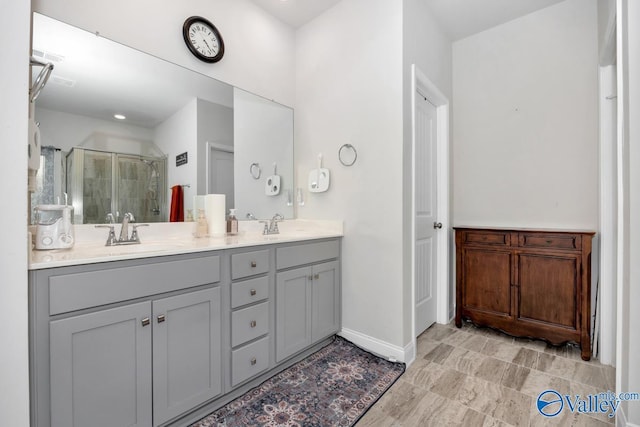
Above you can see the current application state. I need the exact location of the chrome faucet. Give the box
[258,214,283,235]
[96,212,149,246]
[119,212,134,241]
[264,213,284,235]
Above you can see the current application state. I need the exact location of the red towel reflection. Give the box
[170,185,184,222]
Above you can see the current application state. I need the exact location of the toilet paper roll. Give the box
[204,194,226,236]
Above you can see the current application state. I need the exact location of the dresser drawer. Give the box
[231,302,269,347]
[518,233,581,250]
[231,336,269,387]
[460,230,511,246]
[231,250,269,280]
[232,276,269,309]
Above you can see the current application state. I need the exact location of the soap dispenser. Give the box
[226,209,238,235]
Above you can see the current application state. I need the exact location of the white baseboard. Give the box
[339,328,413,364]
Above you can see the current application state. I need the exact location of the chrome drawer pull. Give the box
[141,317,150,327]
[250,261,257,268]
[250,289,257,296]
[157,314,166,323]
[250,357,257,366]
[250,320,257,328]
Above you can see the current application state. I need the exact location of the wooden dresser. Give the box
[454,227,595,360]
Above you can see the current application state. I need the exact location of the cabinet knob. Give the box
[157,314,166,323]
[250,261,257,268]
[314,273,320,280]
[250,320,257,328]
[250,289,257,296]
[250,357,257,366]
[141,317,150,327]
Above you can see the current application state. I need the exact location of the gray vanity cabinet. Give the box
[31,253,223,427]
[50,302,153,427]
[275,240,340,363]
[152,288,222,426]
[49,288,222,427]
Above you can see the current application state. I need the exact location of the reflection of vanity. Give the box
[29,224,342,427]
[32,13,294,222]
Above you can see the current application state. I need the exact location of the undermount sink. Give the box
[75,240,188,256]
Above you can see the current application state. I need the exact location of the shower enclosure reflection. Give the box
[66,147,167,224]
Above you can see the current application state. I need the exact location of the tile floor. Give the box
[358,321,616,426]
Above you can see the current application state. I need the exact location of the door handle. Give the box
[433,222,443,229]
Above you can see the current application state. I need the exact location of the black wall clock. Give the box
[182,16,225,63]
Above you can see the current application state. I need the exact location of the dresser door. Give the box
[460,247,513,319]
[516,252,580,330]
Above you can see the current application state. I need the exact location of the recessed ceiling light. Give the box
[114,114,126,120]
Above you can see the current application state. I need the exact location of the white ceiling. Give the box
[425,0,566,41]
[250,0,343,28]
[250,0,566,40]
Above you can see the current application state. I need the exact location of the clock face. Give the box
[183,17,225,63]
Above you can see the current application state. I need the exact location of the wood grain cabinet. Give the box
[454,227,595,360]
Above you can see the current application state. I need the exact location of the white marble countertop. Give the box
[29,220,343,270]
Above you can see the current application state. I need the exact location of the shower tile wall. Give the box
[118,159,161,224]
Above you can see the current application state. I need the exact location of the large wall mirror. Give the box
[31,12,294,224]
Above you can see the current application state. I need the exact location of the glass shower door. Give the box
[67,148,114,224]
[66,148,167,224]
[116,155,165,223]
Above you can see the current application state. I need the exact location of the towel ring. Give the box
[338,144,357,166]
[250,163,261,179]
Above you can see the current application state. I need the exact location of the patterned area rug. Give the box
[191,336,405,427]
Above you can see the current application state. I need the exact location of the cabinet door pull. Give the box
[250,357,257,366]
[250,261,257,268]
[141,317,150,327]
[314,273,320,280]
[157,314,166,323]
[250,289,257,296]
[250,320,257,328]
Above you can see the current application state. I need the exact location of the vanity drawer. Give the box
[231,302,269,347]
[49,255,220,315]
[231,250,269,280]
[231,336,269,387]
[232,276,269,309]
[460,230,511,247]
[518,233,582,250]
[276,240,340,270]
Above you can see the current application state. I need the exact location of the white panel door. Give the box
[415,93,438,336]
[208,147,234,209]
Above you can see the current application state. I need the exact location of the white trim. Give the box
[410,64,450,351]
[339,328,413,364]
[598,65,617,366]
[205,141,234,194]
